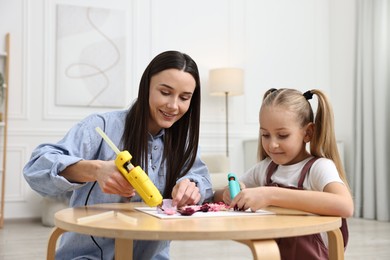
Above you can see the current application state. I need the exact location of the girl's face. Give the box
[260,106,312,165]
[148,69,196,135]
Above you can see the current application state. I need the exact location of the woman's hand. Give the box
[60,160,136,198]
[95,160,136,198]
[171,178,201,207]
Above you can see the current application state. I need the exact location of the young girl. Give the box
[214,88,353,259]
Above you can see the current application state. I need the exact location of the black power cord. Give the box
[85,181,104,260]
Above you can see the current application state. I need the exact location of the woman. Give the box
[24,50,213,259]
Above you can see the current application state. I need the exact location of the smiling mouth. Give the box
[161,110,177,118]
[270,152,283,155]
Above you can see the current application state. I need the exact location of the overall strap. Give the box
[296,157,319,188]
[265,161,279,185]
[265,157,319,189]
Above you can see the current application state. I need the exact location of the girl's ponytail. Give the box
[310,89,350,190]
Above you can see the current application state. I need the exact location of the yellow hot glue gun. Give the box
[95,127,163,207]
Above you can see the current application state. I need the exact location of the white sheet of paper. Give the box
[135,207,275,219]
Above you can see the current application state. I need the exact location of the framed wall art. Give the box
[55,4,127,108]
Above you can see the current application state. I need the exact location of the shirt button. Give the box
[153,146,158,150]
[152,166,156,170]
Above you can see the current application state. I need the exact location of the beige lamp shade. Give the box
[209,68,244,96]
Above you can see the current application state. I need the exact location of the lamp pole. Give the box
[208,68,244,158]
[225,91,229,157]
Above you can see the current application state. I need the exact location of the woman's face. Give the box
[148,69,196,135]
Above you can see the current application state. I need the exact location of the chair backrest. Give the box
[200,154,230,173]
[200,154,230,190]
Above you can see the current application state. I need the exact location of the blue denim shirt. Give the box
[23,110,213,260]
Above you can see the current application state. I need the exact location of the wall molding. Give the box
[8,0,30,120]
[8,128,68,136]
[4,145,27,202]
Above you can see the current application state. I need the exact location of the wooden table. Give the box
[47,203,344,260]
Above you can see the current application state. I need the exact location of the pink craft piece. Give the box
[157,199,177,215]
[158,199,229,216]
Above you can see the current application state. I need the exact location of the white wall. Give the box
[329,0,356,184]
[0,0,355,219]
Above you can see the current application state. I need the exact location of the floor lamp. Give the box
[209,68,244,157]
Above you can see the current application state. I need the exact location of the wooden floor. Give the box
[0,217,389,259]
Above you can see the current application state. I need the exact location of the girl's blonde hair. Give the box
[257,88,350,190]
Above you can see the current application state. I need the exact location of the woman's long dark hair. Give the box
[121,50,201,198]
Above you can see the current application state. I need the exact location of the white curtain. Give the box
[353,0,390,221]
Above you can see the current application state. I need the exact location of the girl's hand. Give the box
[95,160,136,198]
[223,181,246,205]
[216,182,247,205]
[171,178,201,207]
[229,187,269,212]
[222,186,232,205]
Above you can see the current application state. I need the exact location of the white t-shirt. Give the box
[240,156,344,191]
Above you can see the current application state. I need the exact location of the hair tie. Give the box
[270,88,277,93]
[303,90,313,100]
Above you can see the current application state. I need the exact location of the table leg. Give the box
[236,239,281,260]
[327,228,344,260]
[115,238,133,260]
[47,227,66,260]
